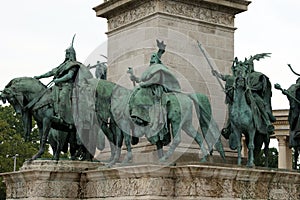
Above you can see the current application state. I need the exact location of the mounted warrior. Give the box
[34,35,93,127]
[128,40,181,144]
[275,64,300,169]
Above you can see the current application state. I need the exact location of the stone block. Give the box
[3,160,300,199]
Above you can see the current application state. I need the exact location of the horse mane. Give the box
[5,77,47,91]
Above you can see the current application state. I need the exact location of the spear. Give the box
[288,64,300,76]
[197,41,225,91]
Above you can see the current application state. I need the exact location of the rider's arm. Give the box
[140,72,160,87]
[54,68,77,84]
[156,40,166,59]
[127,67,141,83]
[130,75,141,83]
[34,69,55,79]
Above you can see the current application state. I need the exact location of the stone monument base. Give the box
[1,160,300,199]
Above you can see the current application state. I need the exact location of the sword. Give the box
[197,41,225,91]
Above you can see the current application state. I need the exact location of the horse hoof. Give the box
[200,155,208,163]
[246,163,254,168]
[31,155,39,161]
[159,156,168,163]
[122,158,133,164]
[105,161,116,168]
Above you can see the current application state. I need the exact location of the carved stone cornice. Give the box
[93,0,250,31]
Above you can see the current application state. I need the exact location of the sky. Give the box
[0,0,299,110]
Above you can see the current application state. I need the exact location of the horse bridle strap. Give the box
[23,81,54,111]
[23,88,49,111]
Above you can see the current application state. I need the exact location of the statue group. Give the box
[1,36,296,168]
[275,65,300,169]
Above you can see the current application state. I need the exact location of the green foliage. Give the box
[0,104,52,198]
[254,147,278,168]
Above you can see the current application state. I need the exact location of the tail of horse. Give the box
[188,93,225,160]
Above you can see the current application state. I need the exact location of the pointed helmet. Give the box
[65,34,76,61]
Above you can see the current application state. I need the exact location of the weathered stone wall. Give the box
[2,160,300,199]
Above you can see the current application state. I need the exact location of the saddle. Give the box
[129,86,169,145]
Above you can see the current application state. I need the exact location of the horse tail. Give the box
[22,110,32,142]
[188,93,212,135]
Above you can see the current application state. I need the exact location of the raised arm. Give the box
[156,39,166,59]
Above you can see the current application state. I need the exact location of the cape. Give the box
[246,71,274,134]
[140,64,181,92]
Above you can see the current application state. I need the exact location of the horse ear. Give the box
[0,93,6,104]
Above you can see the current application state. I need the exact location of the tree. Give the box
[0,105,51,199]
[254,147,278,168]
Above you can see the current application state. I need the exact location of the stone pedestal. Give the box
[1,160,101,200]
[92,0,250,164]
[2,160,300,199]
[93,0,250,125]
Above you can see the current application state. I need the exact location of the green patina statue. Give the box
[1,39,226,165]
[89,59,108,80]
[212,53,275,167]
[128,40,180,136]
[275,64,300,169]
[34,34,80,125]
[126,40,225,162]
[0,36,102,161]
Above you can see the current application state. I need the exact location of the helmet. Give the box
[65,34,76,61]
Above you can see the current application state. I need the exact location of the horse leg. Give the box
[232,124,242,165]
[107,127,123,167]
[263,135,270,167]
[215,138,226,162]
[51,140,59,160]
[247,130,255,167]
[183,125,209,162]
[122,130,133,164]
[69,131,77,160]
[54,140,61,161]
[159,122,181,162]
[101,123,115,162]
[156,140,164,159]
[31,119,52,160]
[294,147,299,170]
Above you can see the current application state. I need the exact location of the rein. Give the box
[23,81,54,111]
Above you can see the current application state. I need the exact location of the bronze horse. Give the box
[229,74,270,167]
[1,76,225,165]
[0,77,108,161]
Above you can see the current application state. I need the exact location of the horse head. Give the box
[1,77,46,141]
[1,81,24,114]
[2,77,47,113]
[0,90,6,104]
[234,73,247,90]
[1,87,24,114]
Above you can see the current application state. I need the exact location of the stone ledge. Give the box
[19,160,102,172]
[94,0,250,32]
[93,0,250,17]
[2,161,300,199]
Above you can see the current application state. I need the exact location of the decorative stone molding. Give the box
[161,0,234,27]
[94,0,250,32]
